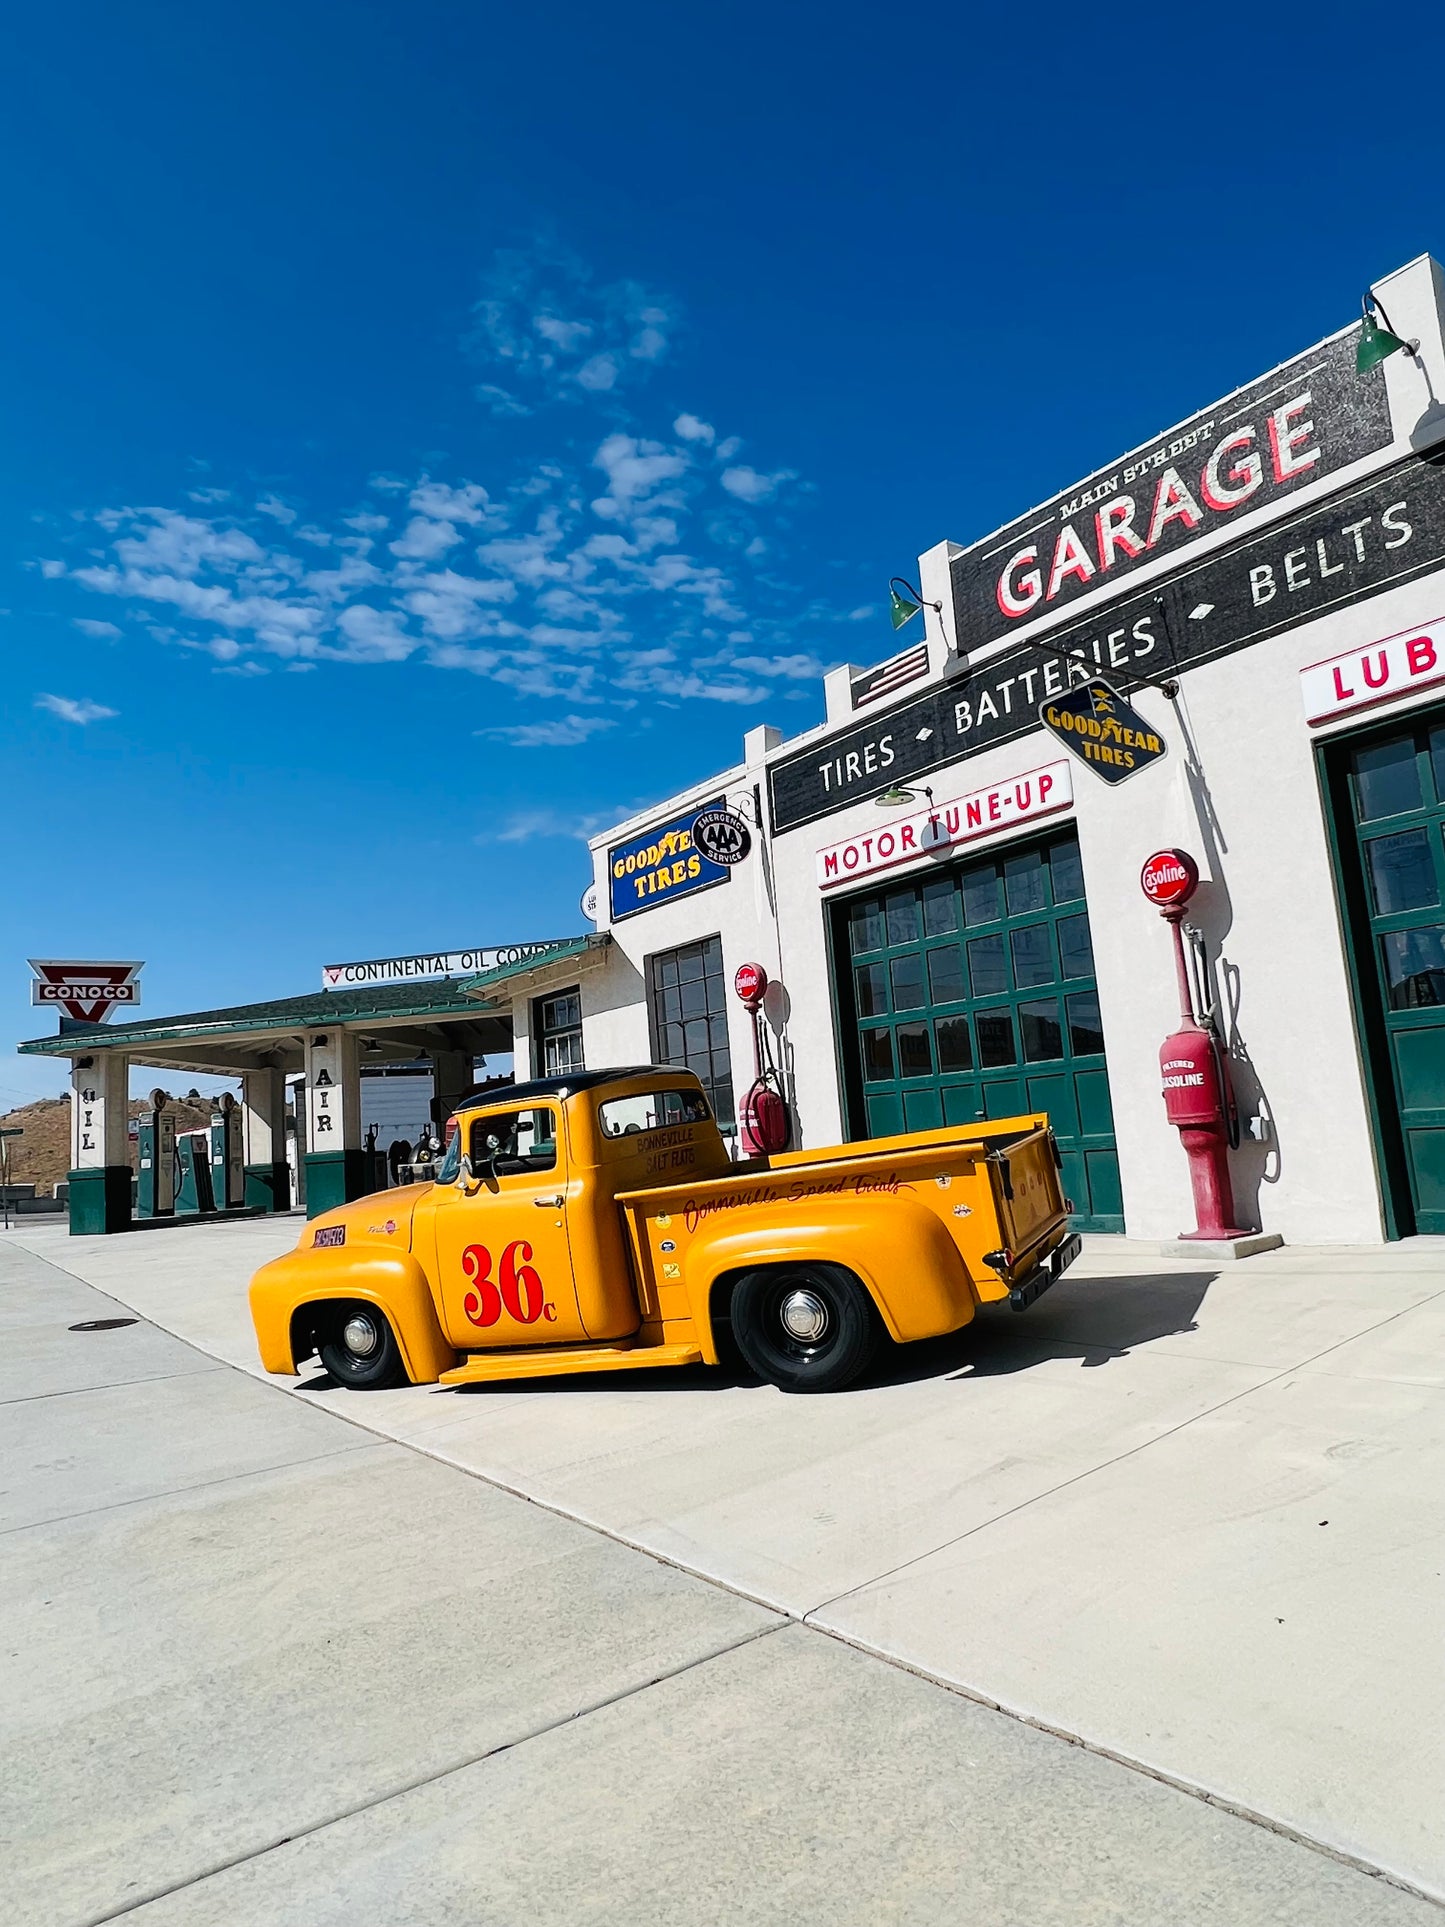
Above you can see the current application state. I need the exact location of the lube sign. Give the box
[949,329,1391,652]
[1301,613,1445,723]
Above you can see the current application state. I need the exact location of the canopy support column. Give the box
[242,1067,291,1213]
[303,1029,364,1217]
[68,1052,131,1235]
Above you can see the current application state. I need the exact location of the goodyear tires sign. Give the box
[1039,677,1166,785]
[609,796,730,920]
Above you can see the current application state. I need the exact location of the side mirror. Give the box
[457,1153,474,1186]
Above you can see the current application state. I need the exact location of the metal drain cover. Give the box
[69,1318,138,1332]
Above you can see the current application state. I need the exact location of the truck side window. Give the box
[599,1089,709,1137]
[469,1105,558,1176]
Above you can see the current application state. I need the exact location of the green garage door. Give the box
[831,831,1123,1232]
[1342,716,1445,1235]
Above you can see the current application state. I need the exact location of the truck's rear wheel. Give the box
[317,1301,407,1389]
[731,1264,880,1393]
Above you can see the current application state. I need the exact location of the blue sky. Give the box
[6,0,1444,1103]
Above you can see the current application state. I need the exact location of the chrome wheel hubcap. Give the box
[779,1287,829,1343]
[343,1313,379,1357]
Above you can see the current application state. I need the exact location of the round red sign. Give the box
[1140,848,1200,906]
[734,962,768,1007]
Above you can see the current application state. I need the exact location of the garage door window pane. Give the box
[1050,838,1085,903]
[1380,925,1445,1009]
[923,878,959,935]
[1354,735,1422,821]
[927,944,966,1004]
[850,899,885,955]
[936,1014,973,1072]
[1005,849,1047,916]
[1058,912,1094,979]
[967,934,1007,997]
[1020,999,1064,1062]
[1010,924,1053,988]
[976,1009,1016,1067]
[1366,829,1439,915]
[862,1027,894,1081]
[890,954,927,1011]
[897,1023,933,1077]
[961,867,999,926]
[885,889,920,946]
[1067,991,1106,1056]
[855,963,888,1017]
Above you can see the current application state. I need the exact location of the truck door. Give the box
[429,1102,585,1347]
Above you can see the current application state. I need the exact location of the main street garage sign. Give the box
[949,328,1392,654]
[769,450,1445,832]
[29,959,143,1023]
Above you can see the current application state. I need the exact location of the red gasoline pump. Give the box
[734,962,791,1157]
[1142,849,1249,1242]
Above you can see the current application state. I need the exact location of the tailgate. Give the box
[987,1129,1067,1259]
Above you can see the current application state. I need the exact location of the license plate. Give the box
[1052,1233,1082,1276]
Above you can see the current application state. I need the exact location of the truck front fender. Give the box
[686,1198,976,1351]
[249,1246,457,1384]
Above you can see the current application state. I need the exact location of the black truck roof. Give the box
[456,1066,698,1110]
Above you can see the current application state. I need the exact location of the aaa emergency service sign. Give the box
[1038,677,1167,784]
[609,796,729,920]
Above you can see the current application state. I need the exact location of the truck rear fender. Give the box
[250,1248,457,1383]
[690,1202,976,1351]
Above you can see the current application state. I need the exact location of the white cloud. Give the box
[720,465,795,504]
[408,480,490,525]
[467,246,674,408]
[731,652,827,679]
[368,472,408,493]
[476,803,621,844]
[256,495,297,525]
[593,434,688,506]
[389,516,464,561]
[576,353,620,392]
[72,617,121,639]
[36,693,117,724]
[674,414,715,444]
[480,714,617,748]
[534,315,592,351]
[475,383,531,419]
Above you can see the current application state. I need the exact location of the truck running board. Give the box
[439,1341,703,1386]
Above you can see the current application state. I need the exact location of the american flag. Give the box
[850,641,930,709]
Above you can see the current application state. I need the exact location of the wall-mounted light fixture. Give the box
[888,578,942,633]
[874,783,933,809]
[1357,290,1419,376]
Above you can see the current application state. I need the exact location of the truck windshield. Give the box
[436,1130,461,1185]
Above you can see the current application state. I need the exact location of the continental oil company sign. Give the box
[609,797,730,920]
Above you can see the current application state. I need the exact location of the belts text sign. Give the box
[769,452,1445,833]
[609,797,729,920]
[816,761,1073,888]
[1301,613,1445,724]
[1039,677,1167,784]
[950,328,1391,652]
[29,960,143,1024]
[321,944,571,990]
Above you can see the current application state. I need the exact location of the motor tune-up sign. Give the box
[608,796,730,920]
[1039,677,1167,785]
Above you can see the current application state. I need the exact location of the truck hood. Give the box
[303,1181,432,1254]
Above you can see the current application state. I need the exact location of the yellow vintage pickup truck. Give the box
[250,1066,1078,1394]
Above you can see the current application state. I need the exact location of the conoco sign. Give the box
[29,959,144,1023]
[1139,850,1199,907]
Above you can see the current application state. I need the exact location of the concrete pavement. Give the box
[5,1216,1444,1916]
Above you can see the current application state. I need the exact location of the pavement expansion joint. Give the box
[72,1620,789,1927]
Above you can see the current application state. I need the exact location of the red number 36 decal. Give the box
[461,1241,555,1328]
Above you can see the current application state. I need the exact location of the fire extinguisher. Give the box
[733,962,791,1158]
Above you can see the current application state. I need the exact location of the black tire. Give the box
[316,1301,407,1389]
[730,1263,880,1393]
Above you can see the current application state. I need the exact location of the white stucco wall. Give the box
[575,254,1445,1244]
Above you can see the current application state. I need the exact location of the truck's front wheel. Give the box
[317,1301,407,1389]
[731,1264,880,1393]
